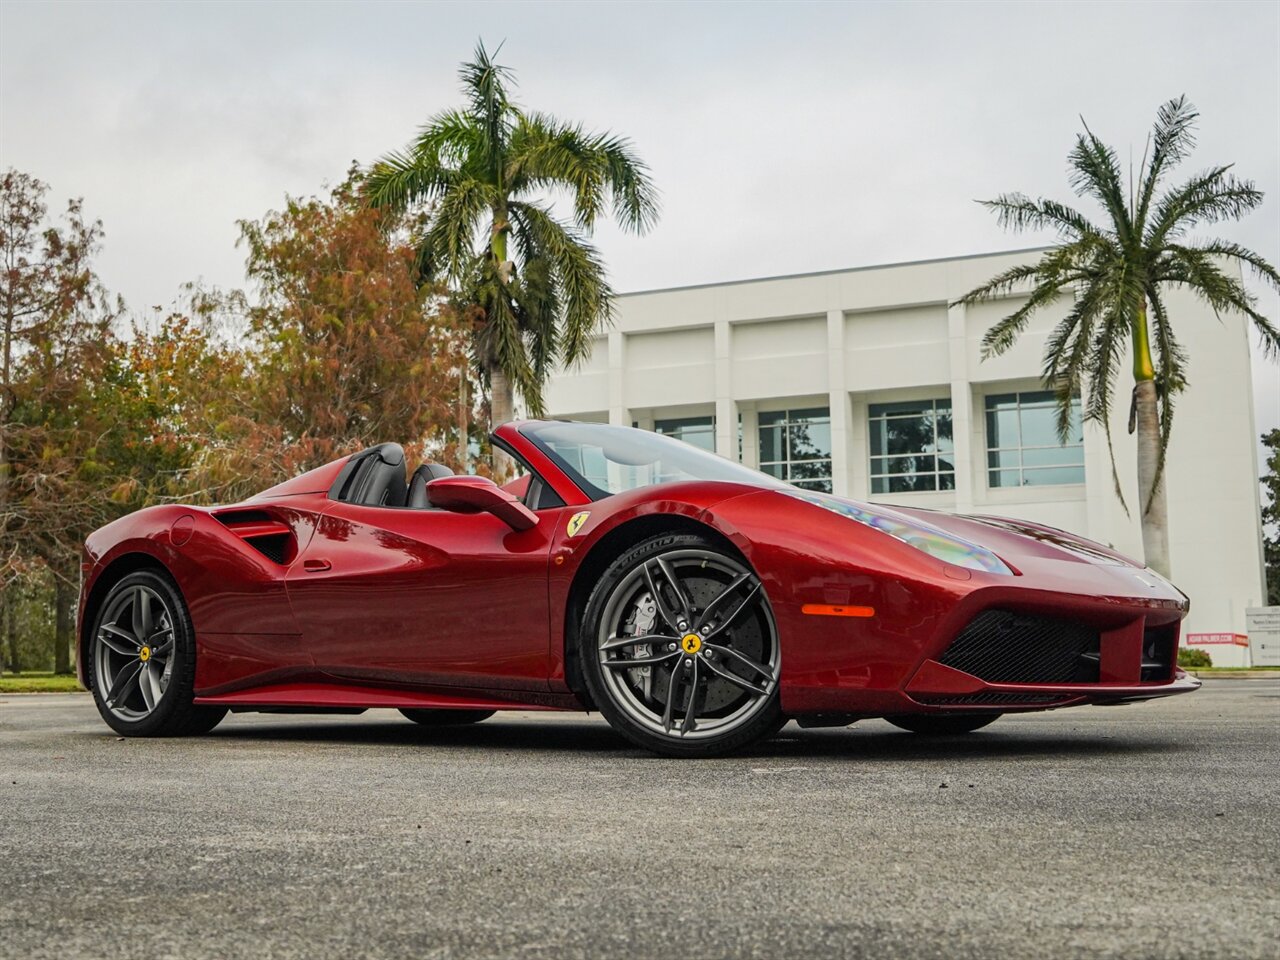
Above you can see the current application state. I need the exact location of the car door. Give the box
[285,499,564,692]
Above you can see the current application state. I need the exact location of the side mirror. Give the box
[425,476,538,531]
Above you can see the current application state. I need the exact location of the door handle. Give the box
[303,559,332,572]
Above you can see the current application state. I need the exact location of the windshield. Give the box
[520,421,788,501]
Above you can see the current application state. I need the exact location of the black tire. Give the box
[579,532,785,758]
[399,709,496,726]
[885,713,1001,735]
[86,569,227,737]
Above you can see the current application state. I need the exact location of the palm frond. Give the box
[1041,281,1109,442]
[1146,166,1262,244]
[508,200,612,366]
[364,151,454,211]
[1134,96,1198,231]
[978,193,1103,239]
[507,112,659,233]
[1068,124,1135,246]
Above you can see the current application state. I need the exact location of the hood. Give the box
[785,489,1149,577]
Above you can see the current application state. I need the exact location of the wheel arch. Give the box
[78,552,172,682]
[561,513,747,698]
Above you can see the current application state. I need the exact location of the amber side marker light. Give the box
[801,604,875,618]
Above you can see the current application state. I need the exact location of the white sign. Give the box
[1246,607,1280,668]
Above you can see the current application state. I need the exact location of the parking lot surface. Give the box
[2,680,1277,959]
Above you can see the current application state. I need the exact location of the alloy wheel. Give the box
[596,548,780,742]
[94,583,177,721]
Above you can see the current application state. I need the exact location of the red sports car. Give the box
[77,420,1198,757]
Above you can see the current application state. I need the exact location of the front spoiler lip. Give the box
[905,659,1202,709]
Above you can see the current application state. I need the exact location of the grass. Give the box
[0,672,84,693]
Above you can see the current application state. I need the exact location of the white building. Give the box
[545,248,1268,665]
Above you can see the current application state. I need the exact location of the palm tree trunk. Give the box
[1132,301,1171,578]
[54,571,74,675]
[488,365,516,480]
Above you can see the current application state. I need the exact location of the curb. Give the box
[1185,671,1279,680]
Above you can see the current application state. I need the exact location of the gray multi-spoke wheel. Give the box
[87,569,226,737]
[580,533,783,757]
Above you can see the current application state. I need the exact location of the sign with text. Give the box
[1246,608,1280,667]
[1185,632,1249,647]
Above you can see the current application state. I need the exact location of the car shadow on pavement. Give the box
[199,715,1188,761]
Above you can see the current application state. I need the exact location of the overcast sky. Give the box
[2,0,1277,458]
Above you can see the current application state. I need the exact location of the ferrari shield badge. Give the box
[566,511,590,537]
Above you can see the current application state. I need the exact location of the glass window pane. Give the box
[759,462,784,479]
[988,449,1021,469]
[988,469,1020,488]
[1018,390,1056,405]
[934,411,954,451]
[888,474,937,493]
[758,410,785,426]
[938,471,956,490]
[789,459,832,484]
[1021,465,1085,486]
[790,420,831,460]
[871,476,888,494]
[870,400,933,418]
[882,416,930,456]
[759,424,783,464]
[1019,404,1064,448]
[794,477,833,493]
[986,408,1020,449]
[1022,444,1084,467]
[790,407,830,421]
[869,418,887,457]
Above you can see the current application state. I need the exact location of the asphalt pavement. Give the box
[2,681,1277,960]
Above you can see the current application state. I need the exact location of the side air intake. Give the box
[212,509,296,565]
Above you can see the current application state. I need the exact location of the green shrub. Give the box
[1177,647,1213,668]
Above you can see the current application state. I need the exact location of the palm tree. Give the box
[365,42,659,464]
[955,97,1279,577]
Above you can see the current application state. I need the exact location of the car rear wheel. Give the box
[886,713,1001,735]
[580,533,784,758]
[87,569,227,737]
[399,709,495,726]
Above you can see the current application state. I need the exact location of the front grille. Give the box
[939,609,1101,684]
[916,693,1068,706]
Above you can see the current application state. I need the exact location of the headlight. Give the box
[787,491,1013,575]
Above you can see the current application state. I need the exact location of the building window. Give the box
[654,416,716,453]
[986,391,1085,487]
[759,407,832,492]
[868,399,954,494]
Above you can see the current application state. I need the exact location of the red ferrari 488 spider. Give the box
[77,420,1198,756]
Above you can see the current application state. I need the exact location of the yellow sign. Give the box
[680,634,702,654]
[139,646,151,663]
[566,511,590,537]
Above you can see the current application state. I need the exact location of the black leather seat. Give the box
[331,443,408,507]
[406,463,455,508]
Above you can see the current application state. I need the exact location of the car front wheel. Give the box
[580,533,784,758]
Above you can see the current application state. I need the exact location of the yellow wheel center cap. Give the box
[139,646,151,663]
[680,633,702,654]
